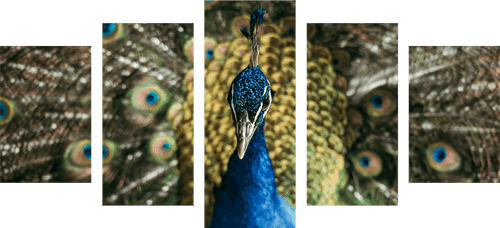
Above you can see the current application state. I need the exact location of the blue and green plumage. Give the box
[210,6,295,228]
[307,24,398,206]
[102,23,194,205]
[211,123,294,227]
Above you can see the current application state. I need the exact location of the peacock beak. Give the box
[235,109,258,159]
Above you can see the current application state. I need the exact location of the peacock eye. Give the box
[0,97,15,125]
[206,49,214,60]
[103,140,118,165]
[205,38,217,63]
[330,50,350,71]
[279,16,295,37]
[364,89,397,118]
[240,27,249,37]
[103,145,108,159]
[351,151,383,178]
[64,139,92,172]
[103,23,123,44]
[130,85,169,113]
[103,23,117,37]
[425,142,461,172]
[231,15,251,37]
[83,144,91,159]
[149,134,177,165]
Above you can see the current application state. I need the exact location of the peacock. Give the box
[204,1,296,226]
[102,23,194,205]
[209,6,295,227]
[307,24,398,205]
[409,46,499,183]
[0,46,91,183]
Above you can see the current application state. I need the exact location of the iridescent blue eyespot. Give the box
[351,151,382,178]
[432,147,447,163]
[370,94,383,109]
[330,50,350,71]
[63,139,91,173]
[0,97,15,125]
[279,16,294,37]
[206,49,214,59]
[150,135,177,165]
[103,23,117,38]
[364,89,396,118]
[146,91,160,106]
[360,156,370,167]
[103,140,118,165]
[333,59,340,67]
[0,101,7,120]
[83,144,91,160]
[163,142,171,151]
[205,38,217,63]
[426,142,461,172]
[103,145,109,159]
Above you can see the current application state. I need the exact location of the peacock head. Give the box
[227,67,275,159]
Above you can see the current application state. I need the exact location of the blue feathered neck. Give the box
[210,121,295,227]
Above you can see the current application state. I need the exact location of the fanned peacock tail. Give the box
[102,23,193,205]
[205,2,295,226]
[307,24,398,205]
[409,46,500,183]
[0,46,91,183]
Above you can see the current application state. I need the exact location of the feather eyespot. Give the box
[149,134,177,165]
[231,15,251,37]
[206,49,214,59]
[331,50,350,71]
[103,23,123,44]
[279,16,295,37]
[103,145,108,159]
[103,140,117,165]
[84,144,91,160]
[351,151,383,178]
[425,142,461,172]
[102,23,117,37]
[364,89,396,118]
[205,38,217,63]
[130,85,169,113]
[63,139,92,173]
[0,97,15,125]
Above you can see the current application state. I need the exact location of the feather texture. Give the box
[205,1,296,227]
[205,3,296,227]
[0,46,91,183]
[102,23,193,205]
[409,46,500,183]
[210,6,295,227]
[307,24,398,205]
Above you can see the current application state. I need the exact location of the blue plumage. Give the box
[210,6,295,228]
